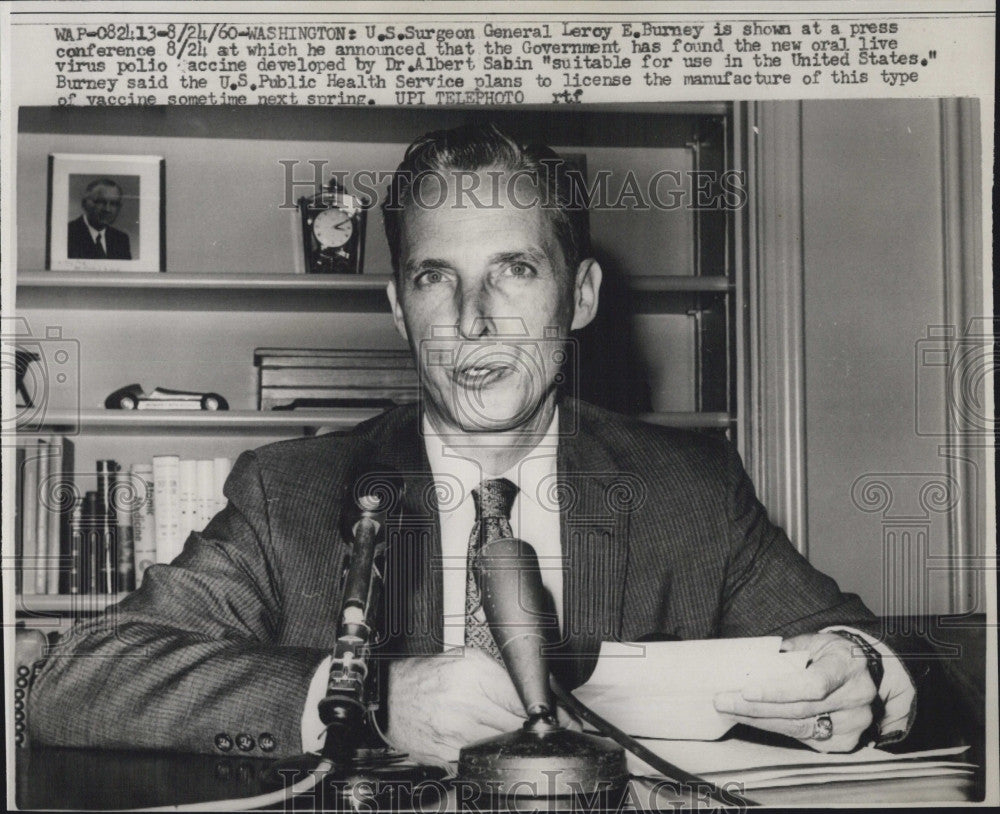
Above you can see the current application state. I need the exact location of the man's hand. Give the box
[386,647,578,765]
[713,633,877,753]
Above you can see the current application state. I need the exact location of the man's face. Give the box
[387,170,600,434]
[82,184,122,229]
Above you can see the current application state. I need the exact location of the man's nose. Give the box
[457,283,496,339]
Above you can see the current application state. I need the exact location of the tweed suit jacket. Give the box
[29,399,879,759]
[67,215,132,260]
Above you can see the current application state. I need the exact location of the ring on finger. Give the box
[812,713,834,741]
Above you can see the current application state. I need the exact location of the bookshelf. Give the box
[17,408,733,434]
[13,104,743,620]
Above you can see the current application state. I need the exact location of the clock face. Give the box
[312,208,354,248]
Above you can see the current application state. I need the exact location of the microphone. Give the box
[318,467,404,760]
[264,469,449,808]
[466,537,757,808]
[473,536,559,721]
[457,537,629,798]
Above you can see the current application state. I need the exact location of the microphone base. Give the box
[457,726,629,797]
[261,750,450,809]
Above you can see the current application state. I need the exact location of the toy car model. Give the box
[104,384,229,411]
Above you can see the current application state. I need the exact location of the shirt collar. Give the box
[83,216,105,242]
[422,408,560,509]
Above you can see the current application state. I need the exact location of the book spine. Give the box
[44,435,76,594]
[114,469,136,592]
[178,458,198,545]
[152,455,180,564]
[15,446,25,594]
[67,497,84,595]
[81,491,99,595]
[96,460,119,594]
[44,436,62,594]
[212,457,231,513]
[131,464,157,587]
[196,459,214,529]
[33,440,50,594]
[20,445,39,595]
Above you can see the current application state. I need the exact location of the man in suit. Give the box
[29,125,917,766]
[66,178,132,260]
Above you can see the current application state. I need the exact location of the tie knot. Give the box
[472,478,518,520]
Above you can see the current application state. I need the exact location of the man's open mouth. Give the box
[451,362,516,389]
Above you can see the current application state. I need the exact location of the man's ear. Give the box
[386,278,410,342]
[570,258,602,331]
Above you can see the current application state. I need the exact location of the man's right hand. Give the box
[386,647,576,765]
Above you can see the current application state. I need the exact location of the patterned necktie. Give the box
[466,478,519,663]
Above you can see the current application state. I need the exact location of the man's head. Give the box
[383,124,602,436]
[81,179,123,230]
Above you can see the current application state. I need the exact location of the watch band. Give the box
[833,630,885,745]
[834,630,885,689]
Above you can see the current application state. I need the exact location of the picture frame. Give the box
[46,153,165,272]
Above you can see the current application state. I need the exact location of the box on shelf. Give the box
[253,348,419,410]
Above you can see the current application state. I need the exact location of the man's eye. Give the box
[505,262,536,278]
[415,269,446,286]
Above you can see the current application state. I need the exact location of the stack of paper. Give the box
[628,739,973,791]
[573,638,975,799]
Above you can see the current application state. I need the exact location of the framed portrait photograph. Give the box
[45,153,165,272]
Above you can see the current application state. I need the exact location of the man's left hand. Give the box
[713,632,877,752]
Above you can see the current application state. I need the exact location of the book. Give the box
[212,457,231,513]
[33,439,50,594]
[95,460,119,594]
[67,496,84,594]
[114,468,136,592]
[15,446,25,594]
[44,435,74,594]
[178,458,198,543]
[131,464,156,587]
[20,443,40,595]
[152,455,181,564]
[196,459,215,528]
[80,491,100,594]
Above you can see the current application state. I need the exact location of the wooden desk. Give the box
[14,616,987,810]
[14,740,978,811]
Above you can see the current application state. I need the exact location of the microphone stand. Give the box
[263,489,447,807]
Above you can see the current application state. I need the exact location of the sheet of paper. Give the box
[576,637,810,740]
[701,759,976,786]
[627,738,971,776]
[733,767,974,791]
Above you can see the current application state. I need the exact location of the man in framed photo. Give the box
[67,177,132,260]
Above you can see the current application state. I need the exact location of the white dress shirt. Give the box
[422,410,564,649]
[82,216,106,254]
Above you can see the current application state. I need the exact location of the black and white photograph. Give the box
[1,4,994,813]
[45,153,164,272]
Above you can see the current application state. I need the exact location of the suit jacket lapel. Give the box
[552,399,631,689]
[368,407,444,657]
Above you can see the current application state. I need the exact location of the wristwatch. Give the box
[833,630,885,745]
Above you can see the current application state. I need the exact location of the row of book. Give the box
[14,437,232,595]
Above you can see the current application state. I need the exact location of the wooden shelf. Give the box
[16,408,385,434]
[17,593,128,614]
[18,408,732,433]
[16,272,731,312]
[17,271,392,292]
[641,412,734,429]
[629,276,731,293]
